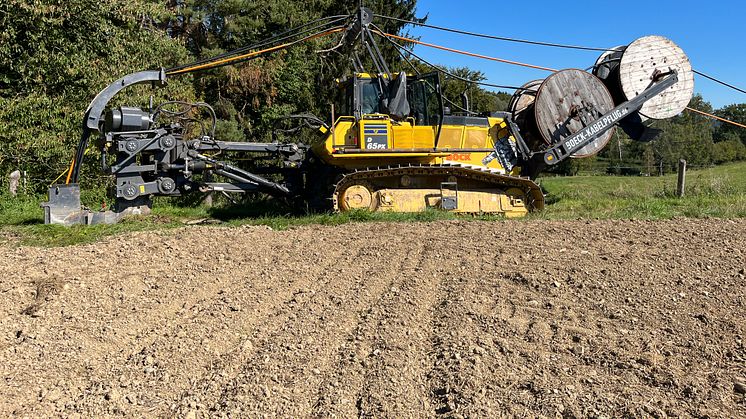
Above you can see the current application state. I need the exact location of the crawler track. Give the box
[332,164,545,213]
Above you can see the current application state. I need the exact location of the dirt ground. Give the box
[0,219,744,418]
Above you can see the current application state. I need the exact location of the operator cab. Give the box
[334,72,443,127]
[325,71,502,153]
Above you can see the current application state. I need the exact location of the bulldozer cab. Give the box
[334,72,443,128]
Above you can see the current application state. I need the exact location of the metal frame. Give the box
[70,69,167,184]
[542,71,678,165]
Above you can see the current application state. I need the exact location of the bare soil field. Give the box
[0,219,744,418]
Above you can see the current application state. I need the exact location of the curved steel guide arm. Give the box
[70,69,167,183]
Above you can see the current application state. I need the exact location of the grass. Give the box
[537,161,746,219]
[1,161,744,246]
[0,194,480,247]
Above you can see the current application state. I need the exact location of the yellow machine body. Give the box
[309,73,544,216]
[313,115,515,171]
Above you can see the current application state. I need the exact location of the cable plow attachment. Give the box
[45,15,348,225]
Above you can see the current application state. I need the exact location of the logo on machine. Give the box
[448,153,472,161]
[364,124,388,150]
[366,137,388,149]
[363,124,388,135]
[564,108,628,151]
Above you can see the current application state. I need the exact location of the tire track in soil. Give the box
[426,270,561,417]
[2,227,357,416]
[423,233,518,418]
[170,240,371,414]
[120,231,352,414]
[196,230,413,417]
[311,240,435,417]
[2,219,745,418]
[0,230,261,414]
[426,249,471,417]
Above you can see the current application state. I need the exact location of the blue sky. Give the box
[391,0,745,108]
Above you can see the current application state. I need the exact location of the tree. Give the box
[714,103,746,146]
[167,0,419,142]
[0,0,194,192]
[0,0,421,192]
[648,95,715,172]
[436,67,511,114]
[712,132,746,163]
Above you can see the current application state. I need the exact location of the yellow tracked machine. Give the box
[42,8,694,224]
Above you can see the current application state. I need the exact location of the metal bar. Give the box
[212,169,257,187]
[363,39,384,75]
[203,182,260,193]
[544,72,678,165]
[434,74,445,148]
[352,52,365,73]
[504,117,532,158]
[364,27,391,77]
[334,148,495,154]
[110,164,157,175]
[191,151,290,195]
[197,141,297,153]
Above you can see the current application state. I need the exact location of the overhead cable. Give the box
[375,14,614,52]
[372,30,557,73]
[371,27,527,91]
[377,14,746,100]
[167,15,349,73]
[168,27,344,75]
[693,70,746,95]
[685,107,746,129]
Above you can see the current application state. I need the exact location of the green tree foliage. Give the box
[648,95,715,171]
[168,0,417,142]
[0,0,194,190]
[714,103,746,145]
[437,67,511,114]
[713,135,746,163]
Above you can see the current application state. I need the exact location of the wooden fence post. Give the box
[676,159,687,197]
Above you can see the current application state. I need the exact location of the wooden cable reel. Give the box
[508,79,544,152]
[593,35,694,120]
[510,70,615,158]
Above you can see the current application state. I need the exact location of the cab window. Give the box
[360,80,380,114]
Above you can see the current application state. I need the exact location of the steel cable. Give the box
[167,27,344,75]
[376,14,746,99]
[166,15,349,73]
[693,70,746,95]
[685,106,746,129]
[374,14,614,52]
[374,30,557,73]
[162,13,744,131]
[371,28,550,92]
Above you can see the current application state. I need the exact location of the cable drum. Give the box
[508,79,544,152]
[510,69,616,158]
[593,36,694,120]
[508,79,543,115]
[591,46,626,103]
